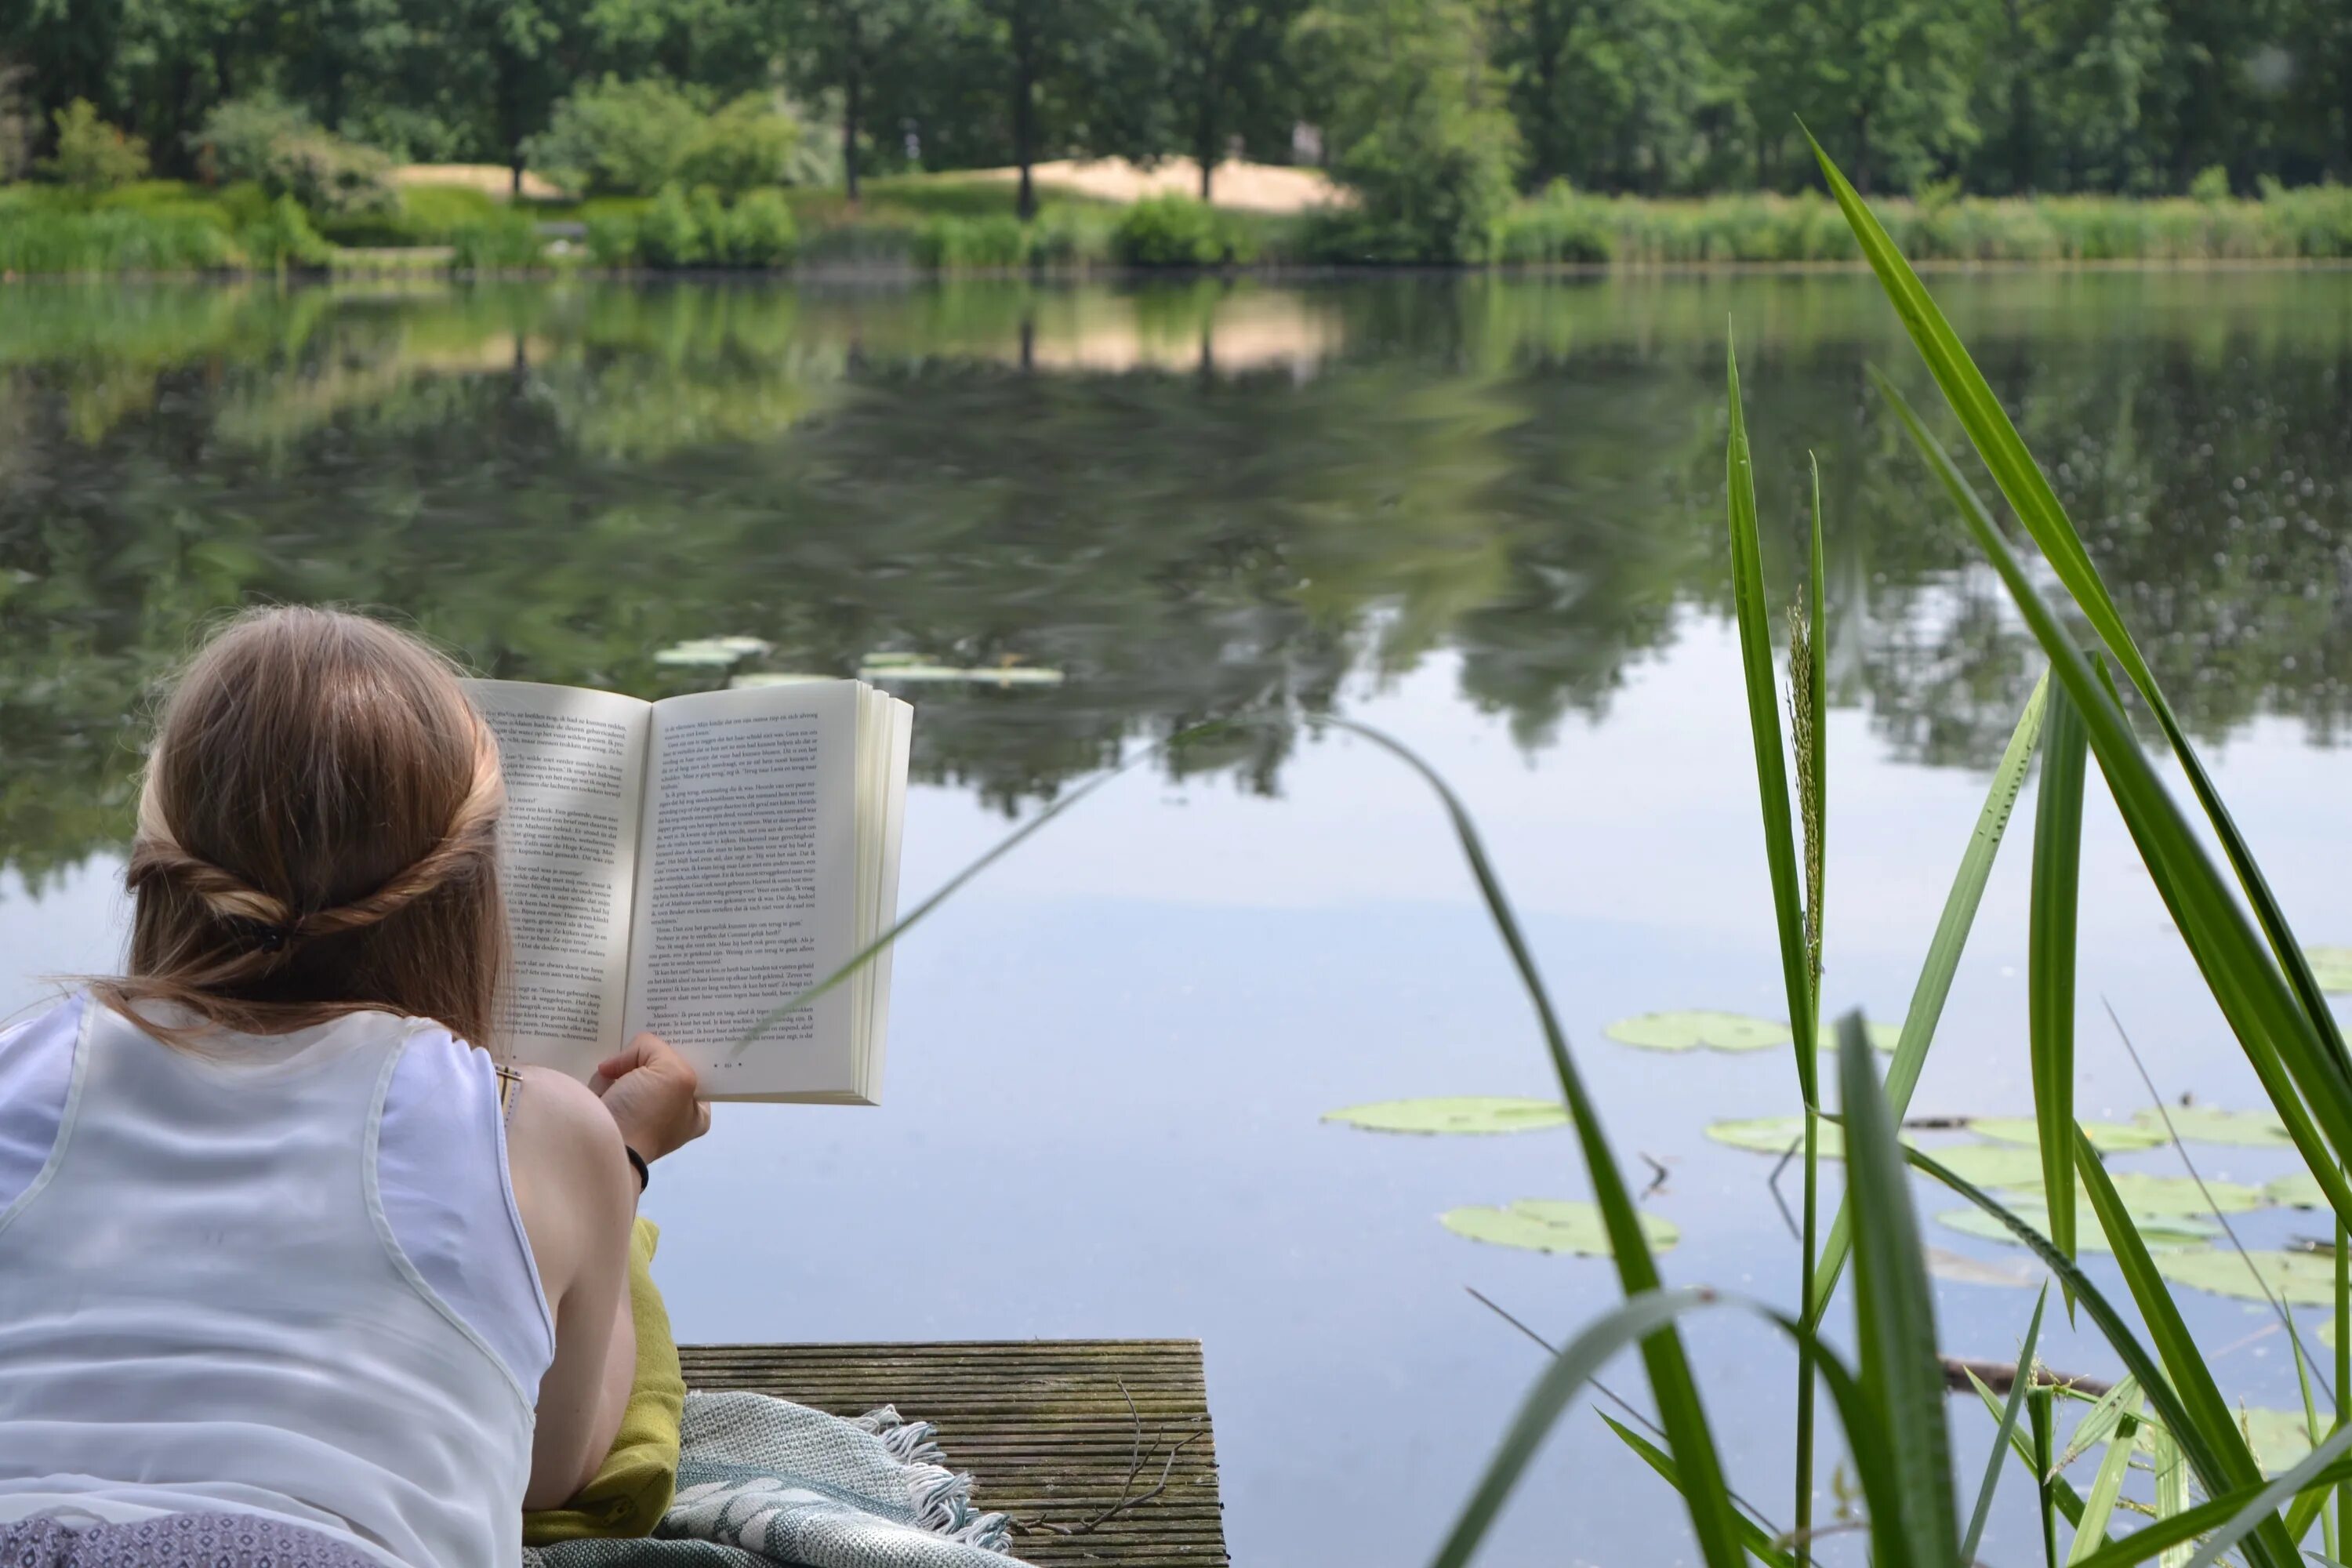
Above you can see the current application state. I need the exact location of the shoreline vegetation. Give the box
[9,174,2352,278]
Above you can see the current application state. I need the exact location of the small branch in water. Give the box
[1639,1152,1671,1197]
[1941,1356,2112,1399]
[1767,1138,1803,1241]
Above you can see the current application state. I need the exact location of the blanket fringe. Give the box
[855,1406,1015,1554]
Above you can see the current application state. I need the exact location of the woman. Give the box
[0,607,708,1566]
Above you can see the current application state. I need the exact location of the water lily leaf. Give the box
[2306,947,2352,994]
[2153,1247,2340,1305]
[1440,1199,1678,1256]
[1812,1018,1903,1053]
[2131,1106,2292,1147]
[858,663,1065,685]
[1704,1115,1846,1158]
[1322,1097,1569,1135]
[2098,1171,2267,1215]
[1965,1116,2169,1152]
[1935,1201,2216,1252]
[2268,1171,2329,1209]
[655,636,770,667]
[1604,1010,1792,1053]
[860,651,924,667]
[729,672,831,688]
[2241,1406,2319,1475]
[1923,1244,2038,1288]
[1923,1142,2053,1189]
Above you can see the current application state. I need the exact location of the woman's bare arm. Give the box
[506,1065,638,1508]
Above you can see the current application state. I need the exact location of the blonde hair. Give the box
[95,606,508,1047]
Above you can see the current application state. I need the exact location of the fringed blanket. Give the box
[526,1392,1025,1568]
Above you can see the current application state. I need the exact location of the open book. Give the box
[464,678,912,1104]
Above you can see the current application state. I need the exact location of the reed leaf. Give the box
[1837,1011,1960,1566]
[1807,125,2352,1109]
[1907,1141,2287,1568]
[1871,375,2352,1230]
[2031,679,2089,1272]
[1962,1284,2049,1563]
[2182,1424,2352,1568]
[2147,1421,2191,1568]
[2075,1134,2299,1568]
[1807,674,2048,1319]
[2068,1403,2143,1566]
[1725,337,1817,1103]
[1966,1368,2089,1530]
[2065,1440,2352,1568]
[1596,1415,1798,1568]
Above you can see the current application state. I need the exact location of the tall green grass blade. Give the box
[1807,125,2352,1097]
[1808,675,2049,1320]
[1804,452,1827,972]
[1962,1284,2050,1563]
[1791,452,1828,1568]
[1724,336,1817,1105]
[1872,376,2352,1231]
[2291,1308,2336,1556]
[2066,1442,2352,1568]
[2034,1386,2063,1568]
[1968,1369,2089,1529]
[2148,1421,2191,1568]
[1837,1011,1960,1567]
[2053,1374,2145,1475]
[2339,1221,2349,1555]
[2067,1404,2143,1565]
[2182,1423,2352,1568]
[2031,680,2089,1275]
[1909,1141,2285,1566]
[1322,720,1740,1568]
[1597,1415,1798,1568]
[2074,1134,2299,1568]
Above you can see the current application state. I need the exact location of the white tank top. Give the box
[0,997,543,1568]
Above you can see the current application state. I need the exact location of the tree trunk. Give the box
[843,58,862,203]
[1011,5,1037,222]
[1195,78,1217,201]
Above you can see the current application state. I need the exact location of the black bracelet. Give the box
[624,1145,650,1193]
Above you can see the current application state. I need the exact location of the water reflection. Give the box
[5,272,2350,887]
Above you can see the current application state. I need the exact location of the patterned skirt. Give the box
[0,1513,385,1567]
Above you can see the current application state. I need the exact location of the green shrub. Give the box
[677,94,801,198]
[40,100,149,191]
[1025,203,1116,268]
[712,188,797,267]
[793,220,920,268]
[1492,183,1613,264]
[585,211,641,266]
[319,183,498,245]
[913,213,1027,269]
[191,97,394,216]
[448,210,544,270]
[633,184,706,267]
[528,77,706,198]
[2190,162,2233,202]
[236,194,332,270]
[1111,195,1252,267]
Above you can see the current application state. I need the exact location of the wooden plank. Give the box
[679,1341,1228,1568]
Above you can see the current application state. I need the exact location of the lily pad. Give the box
[1921,1143,2054,1189]
[1605,1011,1793,1054]
[1924,1245,2039,1288]
[1813,1018,1904,1054]
[1705,1116,1846,1159]
[2100,1171,2267,1216]
[2267,1171,2329,1209]
[1935,1201,2217,1252]
[729,672,830,688]
[1322,1097,1569,1135]
[2306,947,2352,994]
[1966,1117,2169,1152]
[655,635,772,667]
[1441,1199,1679,1256]
[2153,1247,2340,1305]
[2130,1106,2292,1147]
[858,663,1065,686]
[2241,1406,2321,1475]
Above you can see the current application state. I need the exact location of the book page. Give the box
[625,682,857,1098]
[464,679,650,1075]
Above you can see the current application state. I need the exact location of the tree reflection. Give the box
[3,273,2348,883]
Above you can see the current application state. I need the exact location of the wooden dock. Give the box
[678,1340,1228,1567]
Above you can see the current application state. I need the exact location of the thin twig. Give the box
[2104,996,2336,1404]
[1639,1152,1671,1197]
[1007,1377,1209,1539]
[1768,1137,1804,1241]
[1941,1356,2113,1399]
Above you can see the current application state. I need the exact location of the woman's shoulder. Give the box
[1,990,88,1051]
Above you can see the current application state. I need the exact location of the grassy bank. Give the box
[7,175,2352,275]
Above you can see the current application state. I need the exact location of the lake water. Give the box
[5,269,2352,1565]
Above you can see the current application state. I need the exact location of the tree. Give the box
[960,0,1165,218]
[1147,0,1303,200]
[783,0,934,201]
[41,98,150,187]
[1737,0,1981,192]
[1294,0,1519,259]
[1486,0,1730,194]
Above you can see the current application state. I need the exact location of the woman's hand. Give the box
[589,1033,712,1163]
